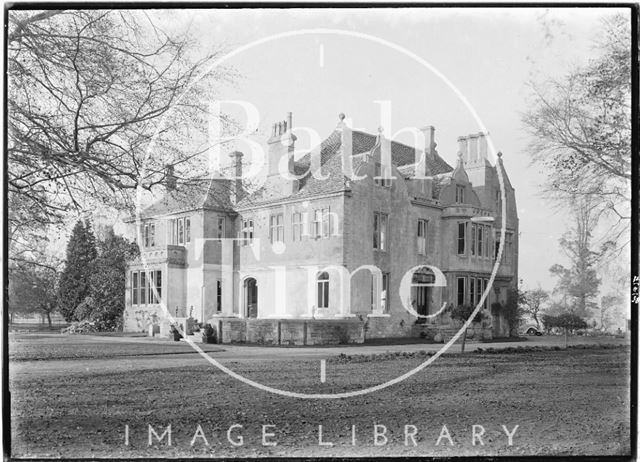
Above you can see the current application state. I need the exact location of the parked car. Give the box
[521,325,543,336]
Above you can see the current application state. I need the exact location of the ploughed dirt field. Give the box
[8,334,631,458]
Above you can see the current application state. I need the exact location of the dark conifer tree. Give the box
[57,220,97,321]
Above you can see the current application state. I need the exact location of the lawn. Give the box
[9,333,223,361]
[8,337,631,458]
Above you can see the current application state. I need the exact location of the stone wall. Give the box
[209,318,364,345]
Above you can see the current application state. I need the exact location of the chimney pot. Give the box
[457,136,468,161]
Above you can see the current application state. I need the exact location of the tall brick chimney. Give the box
[165,164,177,191]
[267,112,296,177]
[416,125,436,176]
[228,151,244,203]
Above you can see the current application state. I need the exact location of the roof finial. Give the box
[338,113,345,121]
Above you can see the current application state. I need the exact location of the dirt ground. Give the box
[8,334,631,458]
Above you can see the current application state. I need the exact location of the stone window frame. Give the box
[241,218,254,246]
[217,216,225,239]
[143,223,155,248]
[292,211,303,241]
[417,219,428,255]
[269,213,284,244]
[455,184,465,204]
[373,211,388,251]
[216,280,222,312]
[317,271,330,309]
[457,221,467,255]
[131,269,162,306]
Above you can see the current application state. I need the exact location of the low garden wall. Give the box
[208,317,365,345]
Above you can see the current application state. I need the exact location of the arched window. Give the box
[317,272,329,309]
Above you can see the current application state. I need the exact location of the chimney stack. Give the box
[457,136,468,162]
[477,132,488,161]
[468,133,479,162]
[165,164,177,191]
[267,113,296,177]
[416,126,436,177]
[228,151,244,203]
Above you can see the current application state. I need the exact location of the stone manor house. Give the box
[123,114,519,344]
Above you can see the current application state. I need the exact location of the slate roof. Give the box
[236,129,453,209]
[134,128,455,215]
[133,178,235,220]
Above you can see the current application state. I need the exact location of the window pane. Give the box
[217,280,222,311]
[178,219,184,245]
[156,271,162,300]
[458,223,466,254]
[132,272,138,305]
[373,213,379,249]
[457,277,465,306]
[140,272,146,304]
[186,218,191,243]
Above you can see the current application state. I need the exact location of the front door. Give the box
[415,286,430,323]
[412,267,433,324]
[245,278,258,318]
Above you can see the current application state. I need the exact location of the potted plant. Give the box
[202,323,217,344]
[170,324,183,342]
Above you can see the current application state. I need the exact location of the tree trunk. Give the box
[564,329,568,349]
[46,311,52,328]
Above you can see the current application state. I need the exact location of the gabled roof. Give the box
[236,129,454,209]
[132,178,235,221]
[132,127,456,216]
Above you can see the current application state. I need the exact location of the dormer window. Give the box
[374,162,391,188]
[455,185,465,204]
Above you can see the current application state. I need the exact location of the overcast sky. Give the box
[144,7,629,291]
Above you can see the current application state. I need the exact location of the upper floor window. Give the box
[217,216,225,239]
[471,223,477,256]
[242,219,254,246]
[143,223,155,247]
[313,208,332,239]
[292,212,303,241]
[374,162,391,188]
[457,222,467,255]
[381,272,390,312]
[216,280,222,312]
[455,185,465,204]
[373,212,388,251]
[178,219,184,244]
[317,272,329,309]
[170,217,190,245]
[417,219,428,255]
[269,213,284,244]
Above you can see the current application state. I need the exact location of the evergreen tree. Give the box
[57,220,97,321]
[85,228,139,330]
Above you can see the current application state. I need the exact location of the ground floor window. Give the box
[454,275,491,308]
[131,270,162,305]
[217,280,222,312]
[317,272,329,309]
[456,277,465,306]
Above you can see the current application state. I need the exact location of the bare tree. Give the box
[7,9,235,255]
[522,14,631,249]
[521,287,549,329]
[549,196,614,319]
